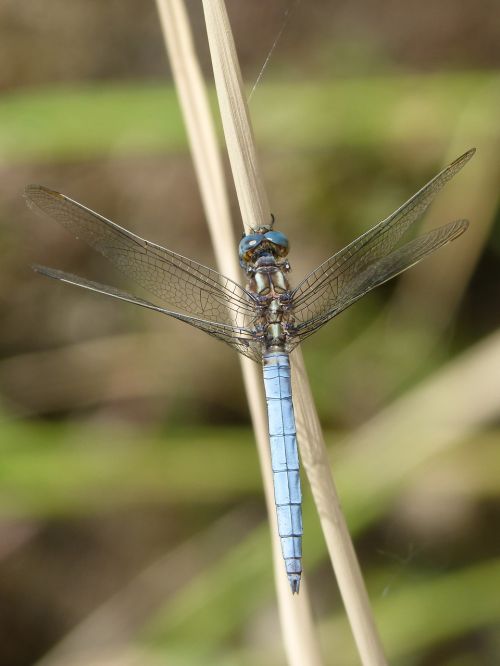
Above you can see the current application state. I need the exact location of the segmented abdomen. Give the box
[262,351,303,593]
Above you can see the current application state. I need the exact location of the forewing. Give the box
[290,219,468,341]
[25,186,256,329]
[291,149,475,325]
[34,265,263,362]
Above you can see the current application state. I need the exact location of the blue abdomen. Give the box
[262,351,303,593]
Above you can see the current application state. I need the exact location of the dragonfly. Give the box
[26,148,474,593]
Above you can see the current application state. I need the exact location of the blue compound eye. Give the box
[264,230,289,255]
[239,234,263,259]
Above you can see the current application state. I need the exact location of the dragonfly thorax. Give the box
[245,261,294,350]
[252,263,289,296]
[237,227,294,350]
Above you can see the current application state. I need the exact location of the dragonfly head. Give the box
[238,230,289,270]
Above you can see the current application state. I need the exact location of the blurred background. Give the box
[0,1,499,664]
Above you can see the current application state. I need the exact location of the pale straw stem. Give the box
[200,1,387,664]
[291,349,387,665]
[201,0,271,233]
[155,1,323,664]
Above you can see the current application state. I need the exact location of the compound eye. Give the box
[264,230,289,255]
[238,234,263,259]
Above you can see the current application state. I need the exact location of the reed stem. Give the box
[155,1,323,664]
[200,1,388,664]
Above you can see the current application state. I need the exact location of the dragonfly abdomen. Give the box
[262,351,303,593]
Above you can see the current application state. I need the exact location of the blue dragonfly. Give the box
[26,148,474,593]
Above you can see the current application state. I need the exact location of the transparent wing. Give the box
[25,185,257,329]
[291,149,475,325]
[289,219,468,342]
[33,265,263,362]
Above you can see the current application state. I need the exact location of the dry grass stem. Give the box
[201,0,270,233]
[155,1,322,664]
[343,328,500,484]
[291,349,388,665]
[200,1,387,664]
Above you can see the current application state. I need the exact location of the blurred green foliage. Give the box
[0,55,499,666]
[1,73,499,163]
